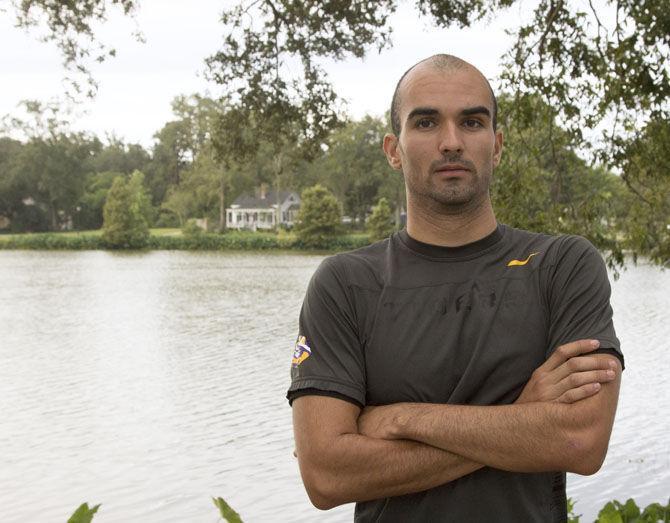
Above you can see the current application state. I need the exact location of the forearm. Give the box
[298,432,482,509]
[292,395,483,510]
[393,401,578,472]
[364,354,621,475]
[391,387,617,475]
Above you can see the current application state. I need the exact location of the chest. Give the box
[363,276,548,405]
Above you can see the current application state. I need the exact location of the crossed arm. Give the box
[292,340,621,510]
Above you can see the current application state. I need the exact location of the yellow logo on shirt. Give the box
[292,336,312,367]
[507,252,540,267]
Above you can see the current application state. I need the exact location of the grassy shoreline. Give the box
[0,229,372,252]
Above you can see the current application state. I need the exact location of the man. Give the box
[287,54,624,522]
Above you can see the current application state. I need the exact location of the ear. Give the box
[492,129,503,167]
[383,133,402,171]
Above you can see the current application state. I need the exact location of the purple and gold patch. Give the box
[292,335,312,367]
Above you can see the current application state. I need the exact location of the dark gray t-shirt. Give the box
[287,224,623,522]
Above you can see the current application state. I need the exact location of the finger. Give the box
[557,368,616,392]
[551,355,615,382]
[544,339,600,371]
[559,382,601,404]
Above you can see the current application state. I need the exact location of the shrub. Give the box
[367,197,395,242]
[294,184,343,248]
[101,171,151,249]
[182,219,204,239]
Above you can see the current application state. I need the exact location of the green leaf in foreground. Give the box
[212,497,243,523]
[67,502,100,523]
[567,497,581,523]
[640,500,670,522]
[596,497,670,523]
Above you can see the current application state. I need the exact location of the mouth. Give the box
[434,163,471,176]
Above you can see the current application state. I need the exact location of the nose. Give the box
[438,122,464,154]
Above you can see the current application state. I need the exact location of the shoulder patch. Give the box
[292,335,312,367]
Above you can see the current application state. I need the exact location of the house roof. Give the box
[232,190,298,209]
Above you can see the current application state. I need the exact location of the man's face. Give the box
[384,64,503,212]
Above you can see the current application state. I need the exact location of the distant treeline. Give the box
[1,94,668,266]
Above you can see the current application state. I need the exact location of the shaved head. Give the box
[390,54,498,135]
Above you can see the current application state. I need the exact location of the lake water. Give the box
[0,251,668,522]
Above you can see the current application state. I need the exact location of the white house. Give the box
[227,186,301,230]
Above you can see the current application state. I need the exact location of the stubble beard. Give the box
[405,163,493,216]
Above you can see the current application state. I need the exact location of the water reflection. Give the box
[0,251,667,522]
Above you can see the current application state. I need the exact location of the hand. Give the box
[357,404,401,440]
[516,339,617,404]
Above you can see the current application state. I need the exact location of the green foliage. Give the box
[101,171,151,249]
[567,497,581,523]
[596,498,670,523]
[206,1,387,163]
[213,497,243,523]
[182,219,204,238]
[294,184,343,248]
[1,103,101,232]
[0,229,371,252]
[616,119,670,267]
[74,171,123,230]
[91,138,150,177]
[303,116,402,225]
[367,197,395,242]
[0,232,103,250]
[67,502,100,523]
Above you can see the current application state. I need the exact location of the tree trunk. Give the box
[50,203,58,231]
[274,151,284,228]
[219,176,226,232]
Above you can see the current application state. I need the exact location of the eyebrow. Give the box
[461,106,491,119]
[406,107,439,122]
[406,105,491,122]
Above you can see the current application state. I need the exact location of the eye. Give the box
[463,118,484,129]
[415,118,436,129]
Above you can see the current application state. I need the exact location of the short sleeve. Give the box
[545,236,624,368]
[286,256,366,407]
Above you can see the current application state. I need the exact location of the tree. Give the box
[367,197,395,242]
[15,135,96,230]
[92,138,150,176]
[170,95,235,231]
[0,137,28,229]
[294,184,342,248]
[74,170,123,230]
[616,119,670,266]
[144,120,190,206]
[206,3,369,222]
[101,170,151,248]
[1,100,99,231]
[152,95,254,231]
[492,93,628,269]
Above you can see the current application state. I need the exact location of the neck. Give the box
[406,195,497,247]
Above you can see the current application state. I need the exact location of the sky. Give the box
[0,0,523,148]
